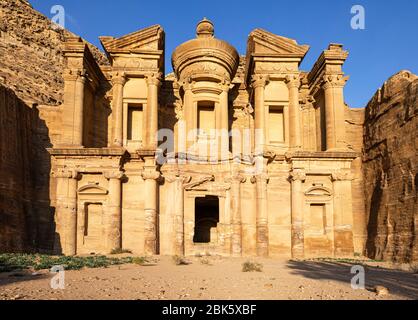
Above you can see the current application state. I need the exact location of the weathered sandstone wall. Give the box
[364,70,418,263]
[0,84,34,252]
[0,0,107,252]
[345,107,367,254]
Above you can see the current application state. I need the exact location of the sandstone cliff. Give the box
[364,70,418,263]
[0,0,108,106]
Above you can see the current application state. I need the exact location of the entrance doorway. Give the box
[193,196,219,243]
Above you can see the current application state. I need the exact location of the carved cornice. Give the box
[289,169,306,182]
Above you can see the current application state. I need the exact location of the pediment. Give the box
[305,186,333,197]
[248,29,309,58]
[184,175,215,191]
[99,25,164,53]
[78,184,108,195]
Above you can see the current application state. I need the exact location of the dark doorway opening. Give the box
[193,196,219,243]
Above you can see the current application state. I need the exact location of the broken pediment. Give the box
[247,28,309,59]
[99,25,164,54]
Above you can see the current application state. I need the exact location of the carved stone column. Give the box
[286,74,302,149]
[146,72,162,149]
[104,170,124,253]
[322,74,348,151]
[253,174,269,257]
[165,174,191,256]
[74,71,86,147]
[183,79,195,151]
[251,75,269,155]
[62,69,86,147]
[112,72,126,147]
[219,81,230,160]
[290,169,306,259]
[332,170,354,256]
[142,166,161,255]
[54,169,80,256]
[228,173,246,256]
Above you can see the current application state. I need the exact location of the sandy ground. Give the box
[0,256,417,300]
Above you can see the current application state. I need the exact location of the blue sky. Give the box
[31,0,418,108]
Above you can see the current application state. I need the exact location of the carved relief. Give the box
[289,169,306,182]
[251,74,270,89]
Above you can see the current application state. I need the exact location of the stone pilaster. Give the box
[145,72,162,149]
[331,170,354,257]
[62,69,86,147]
[183,79,195,151]
[227,172,246,256]
[285,74,302,149]
[251,74,269,155]
[142,166,161,256]
[104,170,124,253]
[289,169,306,259]
[219,81,231,160]
[165,174,192,256]
[111,72,126,147]
[322,74,348,151]
[53,169,80,256]
[253,173,269,257]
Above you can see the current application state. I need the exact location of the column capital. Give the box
[285,74,301,89]
[226,173,247,184]
[64,68,87,82]
[142,168,161,181]
[322,74,349,89]
[145,72,163,87]
[289,169,306,182]
[331,170,354,182]
[181,77,195,91]
[219,79,232,92]
[250,174,269,184]
[251,74,270,89]
[104,170,125,180]
[111,72,127,86]
[52,169,80,180]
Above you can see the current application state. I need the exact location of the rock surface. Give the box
[0,0,108,106]
[0,0,107,252]
[363,70,418,263]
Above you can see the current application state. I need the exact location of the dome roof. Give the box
[172,19,239,82]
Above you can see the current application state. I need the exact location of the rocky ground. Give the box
[0,256,417,300]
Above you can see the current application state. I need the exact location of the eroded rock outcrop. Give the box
[364,70,418,263]
[0,0,108,105]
